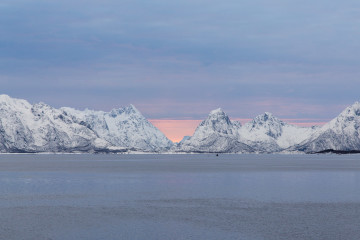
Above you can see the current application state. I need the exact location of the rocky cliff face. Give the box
[293,102,360,153]
[238,112,316,152]
[0,95,109,153]
[1,94,360,154]
[178,110,317,153]
[62,105,173,152]
[178,108,253,153]
[0,95,172,153]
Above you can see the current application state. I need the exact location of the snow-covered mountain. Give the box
[0,95,109,153]
[61,105,173,151]
[178,109,317,153]
[178,108,253,153]
[1,94,360,154]
[179,103,360,154]
[0,94,172,153]
[293,102,360,153]
[238,112,316,152]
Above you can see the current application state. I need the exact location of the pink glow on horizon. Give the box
[149,119,328,143]
[149,119,202,143]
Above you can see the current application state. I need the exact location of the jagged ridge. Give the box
[61,105,172,151]
[178,108,254,153]
[1,94,360,154]
[0,95,172,153]
[177,103,360,154]
[293,102,360,153]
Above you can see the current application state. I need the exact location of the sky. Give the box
[1,1,360,141]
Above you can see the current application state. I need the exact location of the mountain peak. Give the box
[128,104,137,110]
[348,101,360,115]
[337,101,360,120]
[195,108,235,135]
[62,104,172,151]
[294,101,360,153]
[0,94,20,104]
[203,108,231,124]
[252,112,283,124]
[0,94,31,109]
[206,108,229,121]
[109,104,142,117]
[244,112,286,139]
[33,102,51,108]
[127,104,141,114]
[0,94,11,101]
[209,108,224,115]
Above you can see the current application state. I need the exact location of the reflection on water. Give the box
[1,170,360,206]
[1,154,360,204]
[0,154,360,239]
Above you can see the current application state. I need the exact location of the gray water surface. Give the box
[0,154,360,240]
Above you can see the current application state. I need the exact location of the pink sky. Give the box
[149,119,328,142]
[149,120,203,143]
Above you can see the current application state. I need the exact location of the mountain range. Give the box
[0,94,359,153]
[177,102,360,153]
[176,108,317,153]
[0,95,170,153]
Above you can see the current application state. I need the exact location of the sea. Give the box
[0,154,360,240]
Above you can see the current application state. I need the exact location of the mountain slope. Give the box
[178,109,318,153]
[238,112,316,152]
[0,95,109,153]
[0,94,171,153]
[178,108,253,153]
[1,94,359,154]
[293,102,360,152]
[62,105,173,151]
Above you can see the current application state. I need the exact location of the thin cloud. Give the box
[0,0,359,120]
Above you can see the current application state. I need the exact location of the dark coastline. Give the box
[314,149,360,154]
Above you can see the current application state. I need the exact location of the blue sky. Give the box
[1,0,360,120]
